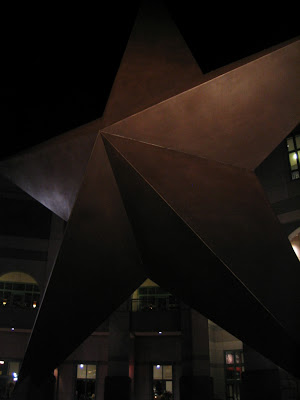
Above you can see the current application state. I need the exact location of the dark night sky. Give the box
[1,1,299,161]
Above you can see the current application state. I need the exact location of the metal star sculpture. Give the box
[1,1,300,393]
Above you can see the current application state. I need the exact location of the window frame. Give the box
[0,358,21,397]
[74,362,97,400]
[132,286,179,312]
[0,280,40,309]
[152,363,174,400]
[224,350,244,400]
[286,134,300,180]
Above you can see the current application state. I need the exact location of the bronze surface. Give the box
[103,135,300,376]
[0,129,98,221]
[102,133,300,342]
[18,135,146,381]
[0,0,299,390]
[105,39,300,170]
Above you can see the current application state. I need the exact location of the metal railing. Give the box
[131,298,180,312]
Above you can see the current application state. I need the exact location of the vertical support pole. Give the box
[104,301,131,400]
[180,304,213,399]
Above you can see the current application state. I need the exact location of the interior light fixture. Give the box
[79,364,84,369]
[0,361,4,364]
[156,365,161,369]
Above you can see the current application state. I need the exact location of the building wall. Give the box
[134,335,181,400]
[0,330,30,360]
[208,320,243,400]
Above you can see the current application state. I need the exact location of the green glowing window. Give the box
[287,134,300,180]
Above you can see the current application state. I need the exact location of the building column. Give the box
[104,301,131,400]
[180,305,213,399]
[57,363,74,400]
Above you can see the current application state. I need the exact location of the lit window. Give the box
[75,363,96,399]
[153,364,173,399]
[0,273,40,309]
[0,360,20,394]
[225,350,244,400]
[287,134,300,180]
[132,286,179,312]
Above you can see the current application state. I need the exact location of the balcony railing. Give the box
[131,298,180,312]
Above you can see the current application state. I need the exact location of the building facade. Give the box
[0,128,299,399]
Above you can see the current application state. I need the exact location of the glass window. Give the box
[287,137,295,151]
[289,152,298,170]
[163,365,172,380]
[8,361,20,381]
[13,283,25,291]
[0,360,21,398]
[77,364,87,379]
[132,286,180,312]
[224,350,244,400]
[292,170,300,180]
[226,352,234,364]
[0,279,40,309]
[87,365,96,380]
[75,363,96,400]
[166,381,173,393]
[286,135,300,180]
[153,364,173,400]
[153,365,163,380]
[0,360,8,376]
